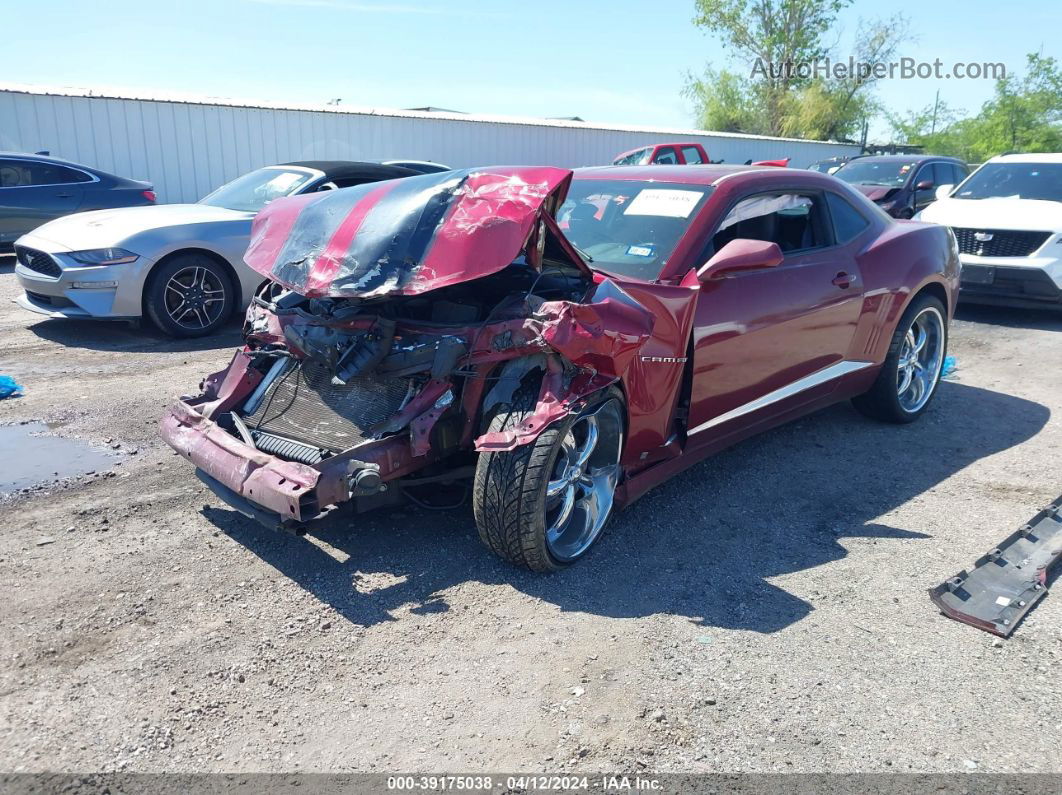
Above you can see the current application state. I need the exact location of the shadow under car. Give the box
[203,381,1050,633]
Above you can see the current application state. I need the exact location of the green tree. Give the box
[689,0,850,135]
[686,1,909,140]
[683,68,764,133]
[888,54,1062,162]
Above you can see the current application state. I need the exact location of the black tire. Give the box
[852,293,947,423]
[144,253,235,338]
[473,381,624,572]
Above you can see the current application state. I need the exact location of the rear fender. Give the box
[849,222,958,365]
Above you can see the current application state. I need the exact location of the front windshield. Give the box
[807,160,841,174]
[953,162,1062,202]
[612,148,650,166]
[559,179,711,280]
[834,160,918,187]
[199,167,317,212]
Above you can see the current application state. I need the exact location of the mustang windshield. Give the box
[559,180,711,280]
[199,167,318,212]
[834,160,918,187]
[953,163,1062,202]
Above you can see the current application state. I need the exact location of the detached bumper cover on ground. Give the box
[930,495,1062,636]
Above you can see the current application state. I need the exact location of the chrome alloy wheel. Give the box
[544,400,624,563]
[896,306,945,414]
[164,266,227,330]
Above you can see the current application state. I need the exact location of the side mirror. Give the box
[934,184,954,201]
[684,239,784,286]
[915,179,934,192]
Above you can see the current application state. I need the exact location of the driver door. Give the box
[685,190,865,450]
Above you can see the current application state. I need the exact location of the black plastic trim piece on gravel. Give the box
[929,494,1062,637]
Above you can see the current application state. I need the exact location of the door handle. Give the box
[832,272,853,289]
[56,192,73,198]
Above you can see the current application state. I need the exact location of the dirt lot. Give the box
[1,253,1060,774]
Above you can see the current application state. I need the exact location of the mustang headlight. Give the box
[67,248,139,266]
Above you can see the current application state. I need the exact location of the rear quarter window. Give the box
[29,163,94,186]
[826,192,870,243]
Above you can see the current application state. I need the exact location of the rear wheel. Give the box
[473,383,624,572]
[852,293,947,423]
[144,253,234,338]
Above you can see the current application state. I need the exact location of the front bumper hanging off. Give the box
[929,495,1062,637]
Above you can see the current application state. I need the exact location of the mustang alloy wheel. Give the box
[163,266,227,331]
[474,382,625,572]
[145,253,235,338]
[852,293,948,423]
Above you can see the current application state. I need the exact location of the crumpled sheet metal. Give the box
[473,283,654,452]
[537,280,655,381]
[160,399,320,521]
[474,358,614,453]
[244,167,575,299]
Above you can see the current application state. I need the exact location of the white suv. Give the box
[918,153,1062,310]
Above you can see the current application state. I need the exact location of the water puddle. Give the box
[0,422,116,497]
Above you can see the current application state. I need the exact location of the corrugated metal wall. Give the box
[0,88,861,204]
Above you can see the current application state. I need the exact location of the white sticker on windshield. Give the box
[623,189,704,218]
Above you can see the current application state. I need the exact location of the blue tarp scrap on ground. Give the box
[0,375,23,399]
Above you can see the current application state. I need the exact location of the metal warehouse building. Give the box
[0,84,861,204]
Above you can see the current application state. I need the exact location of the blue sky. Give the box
[5,0,1056,139]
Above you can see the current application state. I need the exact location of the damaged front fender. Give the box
[473,280,653,453]
[473,356,616,452]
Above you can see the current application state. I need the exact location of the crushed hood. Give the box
[244,167,589,298]
[26,204,250,250]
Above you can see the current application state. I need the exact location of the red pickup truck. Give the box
[612,142,709,165]
[612,143,789,168]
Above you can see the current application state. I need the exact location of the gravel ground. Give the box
[1,253,1060,774]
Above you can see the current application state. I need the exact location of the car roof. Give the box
[989,152,1062,164]
[0,150,102,171]
[574,164,779,185]
[280,160,419,181]
[850,154,962,164]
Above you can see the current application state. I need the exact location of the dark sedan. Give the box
[0,152,155,250]
[832,154,969,219]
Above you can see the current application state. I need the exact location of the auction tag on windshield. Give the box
[623,189,704,218]
[626,244,654,257]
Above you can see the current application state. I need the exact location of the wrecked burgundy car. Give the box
[161,164,959,571]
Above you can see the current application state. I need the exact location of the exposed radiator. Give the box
[242,359,412,454]
[250,430,328,466]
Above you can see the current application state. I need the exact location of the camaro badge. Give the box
[640,356,688,363]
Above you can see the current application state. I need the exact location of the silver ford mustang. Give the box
[13,161,421,337]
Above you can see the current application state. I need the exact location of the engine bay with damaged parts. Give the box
[159,167,662,545]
